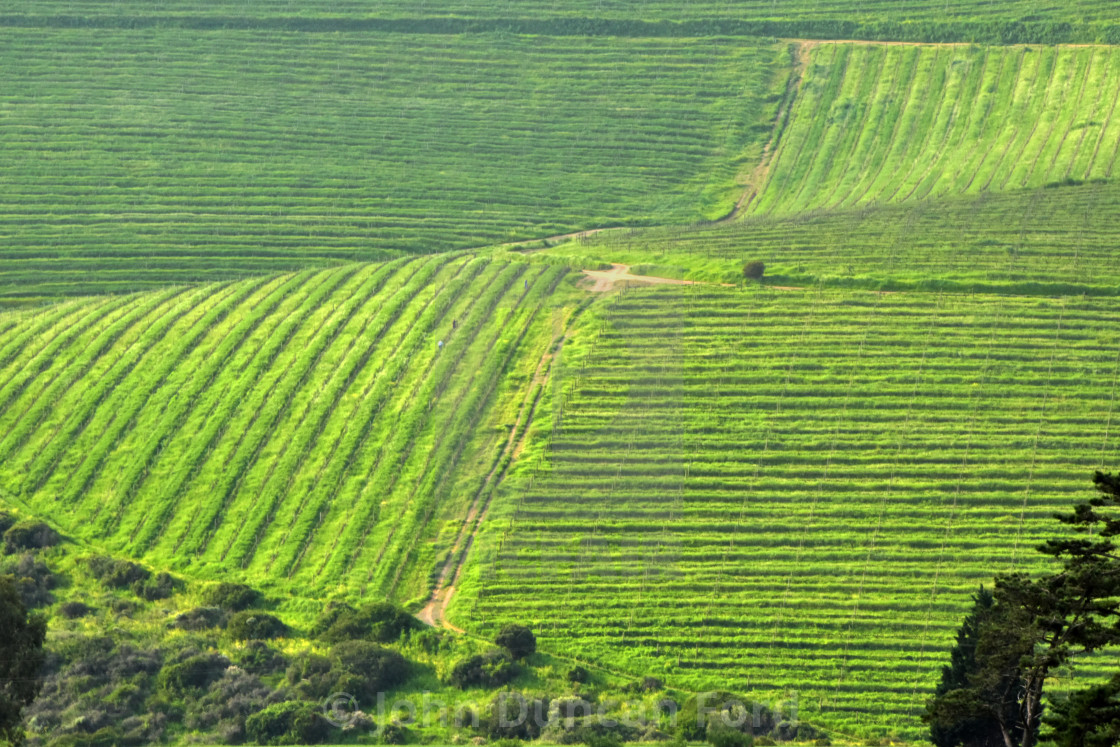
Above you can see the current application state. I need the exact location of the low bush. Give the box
[228,611,286,641]
[203,582,261,612]
[174,607,229,631]
[330,641,409,701]
[495,624,536,659]
[4,520,60,552]
[451,649,516,689]
[159,652,231,695]
[58,601,94,619]
[316,601,418,643]
[235,641,288,675]
[245,701,330,745]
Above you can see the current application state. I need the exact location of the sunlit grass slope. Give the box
[750,44,1120,216]
[0,255,568,603]
[462,285,1120,740]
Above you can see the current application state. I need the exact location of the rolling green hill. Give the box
[0,255,570,603]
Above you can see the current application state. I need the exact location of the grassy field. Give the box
[0,255,573,604]
[749,43,1120,215]
[458,284,1120,740]
[4,0,1120,43]
[0,29,784,299]
[534,179,1120,292]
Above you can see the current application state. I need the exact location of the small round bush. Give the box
[159,652,231,695]
[203,582,261,612]
[227,611,286,641]
[58,601,94,619]
[742,261,765,281]
[246,701,329,745]
[568,665,590,684]
[173,606,229,631]
[495,624,536,659]
[4,520,60,552]
[235,641,288,675]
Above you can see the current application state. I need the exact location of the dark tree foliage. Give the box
[203,582,262,612]
[228,611,286,641]
[1,554,57,609]
[329,640,409,702]
[3,521,60,554]
[159,652,231,695]
[495,624,536,659]
[235,641,289,676]
[1044,672,1120,747]
[926,472,1120,747]
[0,576,47,746]
[57,601,94,620]
[84,555,180,601]
[174,606,230,631]
[450,649,516,689]
[285,653,336,701]
[568,666,590,684]
[742,261,765,281]
[315,601,418,643]
[927,587,1014,747]
[0,511,16,534]
[245,701,330,746]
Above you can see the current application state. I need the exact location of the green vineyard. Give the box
[750,43,1120,215]
[0,29,781,299]
[0,255,566,602]
[461,285,1120,738]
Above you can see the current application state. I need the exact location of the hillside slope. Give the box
[0,29,783,299]
[0,255,568,603]
[750,43,1120,216]
[461,284,1120,739]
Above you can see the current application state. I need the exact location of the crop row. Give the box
[465,286,1120,739]
[0,256,567,602]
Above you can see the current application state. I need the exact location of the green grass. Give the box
[0,29,784,299]
[0,255,571,604]
[749,44,1120,215]
[535,179,1120,293]
[460,284,1120,740]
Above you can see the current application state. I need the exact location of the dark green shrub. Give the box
[707,723,753,747]
[568,666,590,684]
[137,571,179,601]
[0,511,15,534]
[174,607,229,631]
[485,692,549,740]
[317,601,419,643]
[245,701,330,745]
[495,624,536,659]
[378,722,407,745]
[742,261,765,281]
[2,553,57,608]
[4,520,60,552]
[86,555,149,588]
[235,641,288,676]
[285,653,335,700]
[330,640,409,701]
[203,582,262,612]
[450,649,515,689]
[228,611,286,641]
[59,601,94,619]
[159,652,231,695]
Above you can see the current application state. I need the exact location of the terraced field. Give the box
[0,29,782,298]
[545,179,1120,292]
[0,255,568,602]
[750,44,1120,215]
[5,0,1120,38]
[460,286,1120,739]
